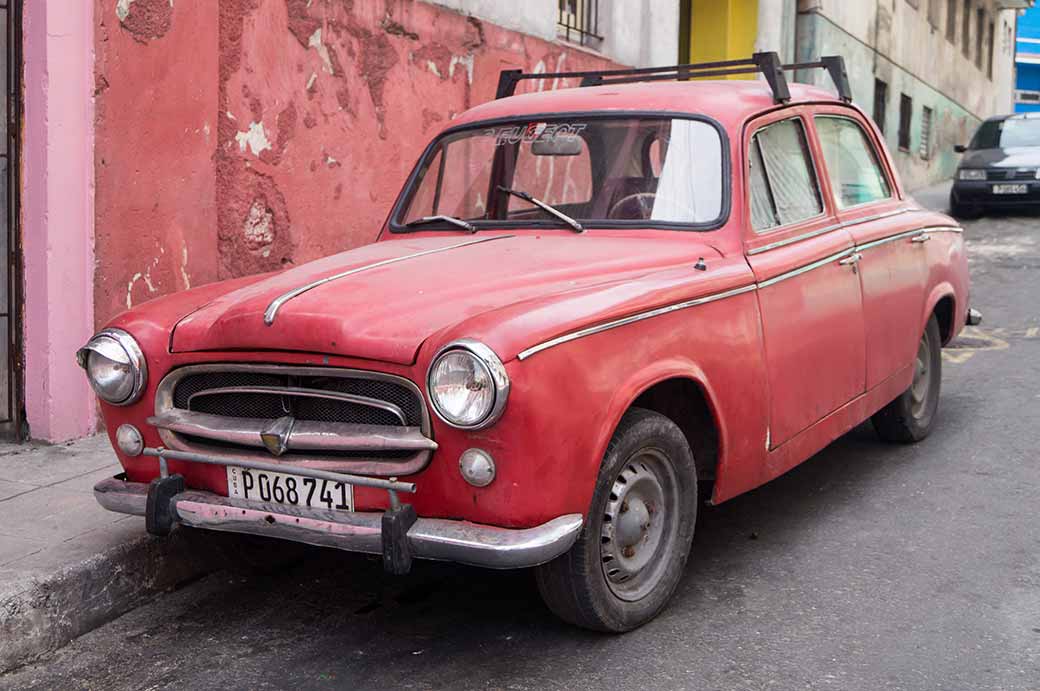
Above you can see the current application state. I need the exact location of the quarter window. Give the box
[748,118,822,232]
[815,116,893,209]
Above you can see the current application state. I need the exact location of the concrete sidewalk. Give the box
[0,435,229,672]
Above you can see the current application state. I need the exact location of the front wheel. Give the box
[872,315,942,443]
[949,193,982,219]
[535,408,697,632]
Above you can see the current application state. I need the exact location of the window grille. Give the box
[920,107,933,159]
[898,93,913,152]
[873,79,888,135]
[558,0,602,46]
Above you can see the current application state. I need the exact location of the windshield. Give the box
[970,117,1040,149]
[395,116,725,229]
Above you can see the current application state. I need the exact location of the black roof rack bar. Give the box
[494,52,853,105]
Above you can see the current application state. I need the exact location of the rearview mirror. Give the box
[532,134,583,156]
[954,144,967,153]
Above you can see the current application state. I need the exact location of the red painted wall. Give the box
[93,0,620,327]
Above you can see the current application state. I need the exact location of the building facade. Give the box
[14,0,677,443]
[678,0,1027,187]
[793,0,1027,188]
[1015,4,1040,110]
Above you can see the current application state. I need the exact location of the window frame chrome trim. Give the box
[812,113,897,211]
[263,235,514,325]
[747,114,829,235]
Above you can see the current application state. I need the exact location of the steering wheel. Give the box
[607,192,657,220]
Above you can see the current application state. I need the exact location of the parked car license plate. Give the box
[992,183,1028,194]
[226,466,354,511]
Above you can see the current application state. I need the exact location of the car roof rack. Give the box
[494,51,853,105]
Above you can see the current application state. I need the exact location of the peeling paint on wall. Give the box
[96,0,620,313]
[235,121,272,156]
[117,0,175,43]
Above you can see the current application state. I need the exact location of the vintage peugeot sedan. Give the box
[80,54,977,632]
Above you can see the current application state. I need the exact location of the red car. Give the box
[79,54,977,632]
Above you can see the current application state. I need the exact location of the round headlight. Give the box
[427,340,509,429]
[76,329,147,406]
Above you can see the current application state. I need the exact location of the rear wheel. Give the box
[535,408,697,632]
[872,315,942,443]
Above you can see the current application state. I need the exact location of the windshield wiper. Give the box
[404,215,476,232]
[496,186,584,233]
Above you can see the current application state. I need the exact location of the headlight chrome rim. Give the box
[76,328,148,406]
[427,339,510,430]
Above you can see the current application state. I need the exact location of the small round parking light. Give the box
[116,424,144,457]
[459,448,496,488]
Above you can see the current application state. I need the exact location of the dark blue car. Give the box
[951,112,1040,217]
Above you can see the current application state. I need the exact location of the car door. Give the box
[813,109,926,390]
[743,109,867,449]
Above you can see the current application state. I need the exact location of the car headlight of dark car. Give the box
[76,328,148,406]
[957,169,986,181]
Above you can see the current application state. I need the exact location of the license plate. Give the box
[992,183,1028,194]
[226,466,354,511]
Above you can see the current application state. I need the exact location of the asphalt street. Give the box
[3,185,1038,691]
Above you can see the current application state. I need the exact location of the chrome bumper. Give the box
[93,476,583,570]
[966,307,983,326]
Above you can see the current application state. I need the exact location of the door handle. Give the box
[838,252,862,266]
[910,232,931,243]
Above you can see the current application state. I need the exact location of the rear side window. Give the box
[748,118,823,232]
[815,116,892,209]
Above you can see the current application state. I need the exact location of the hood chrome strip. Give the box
[264,235,514,325]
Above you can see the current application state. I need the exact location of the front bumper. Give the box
[951,180,1040,206]
[94,475,583,570]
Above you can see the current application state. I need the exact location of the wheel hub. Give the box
[910,330,932,417]
[600,449,679,602]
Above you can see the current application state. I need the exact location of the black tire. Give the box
[872,315,942,443]
[535,408,697,632]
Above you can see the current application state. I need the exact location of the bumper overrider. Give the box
[95,447,583,575]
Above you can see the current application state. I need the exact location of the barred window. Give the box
[920,107,933,160]
[558,0,602,47]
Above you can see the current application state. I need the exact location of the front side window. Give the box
[815,116,893,210]
[396,116,726,230]
[748,118,822,232]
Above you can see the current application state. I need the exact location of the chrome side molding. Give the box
[519,223,965,360]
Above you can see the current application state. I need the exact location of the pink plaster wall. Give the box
[92,0,621,326]
[22,2,97,441]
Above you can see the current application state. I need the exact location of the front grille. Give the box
[172,371,423,426]
[986,169,1037,181]
[153,364,434,476]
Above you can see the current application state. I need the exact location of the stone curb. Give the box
[0,527,234,673]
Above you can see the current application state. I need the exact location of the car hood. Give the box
[170,232,724,365]
[959,146,1040,169]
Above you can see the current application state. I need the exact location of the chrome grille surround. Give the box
[153,364,434,477]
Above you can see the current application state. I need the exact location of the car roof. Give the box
[449,79,846,130]
[981,111,1040,122]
